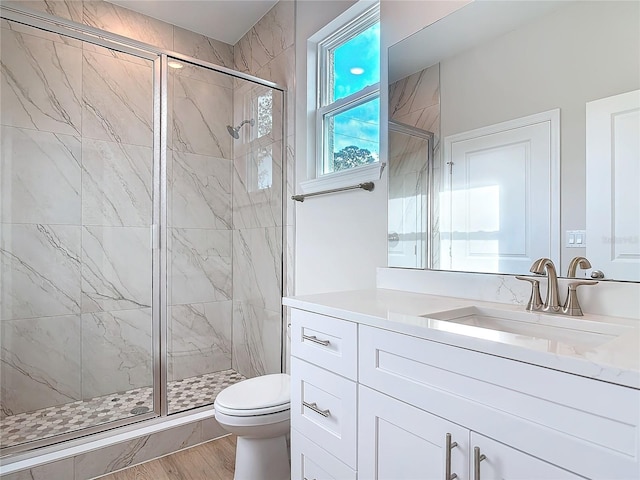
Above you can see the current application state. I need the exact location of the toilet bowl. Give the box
[214,373,290,480]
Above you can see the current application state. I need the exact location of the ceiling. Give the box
[107,0,279,45]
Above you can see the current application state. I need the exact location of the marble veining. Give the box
[233,142,283,229]
[232,301,281,378]
[171,74,232,158]
[170,228,232,305]
[0,315,81,415]
[82,0,174,51]
[250,1,294,71]
[81,308,153,398]
[173,26,233,68]
[1,125,81,225]
[1,224,81,321]
[81,226,152,313]
[4,0,83,23]
[169,302,232,381]
[1,25,82,136]
[389,64,440,120]
[1,18,81,47]
[170,150,232,229]
[81,138,153,227]
[82,49,153,147]
[233,227,282,312]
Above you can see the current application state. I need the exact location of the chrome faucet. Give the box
[529,258,561,313]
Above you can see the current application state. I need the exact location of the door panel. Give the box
[586,89,640,281]
[358,385,469,480]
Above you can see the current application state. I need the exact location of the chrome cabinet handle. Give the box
[474,447,486,480]
[303,401,330,417]
[302,334,330,346]
[445,433,458,480]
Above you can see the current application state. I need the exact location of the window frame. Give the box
[315,4,380,178]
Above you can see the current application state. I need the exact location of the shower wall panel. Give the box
[232,1,293,378]
[0,19,154,418]
[167,64,234,388]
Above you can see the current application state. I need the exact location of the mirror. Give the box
[387,0,640,281]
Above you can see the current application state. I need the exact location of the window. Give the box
[317,5,380,177]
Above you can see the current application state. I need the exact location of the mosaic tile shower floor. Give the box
[0,369,245,449]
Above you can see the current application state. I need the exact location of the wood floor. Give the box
[99,435,236,480]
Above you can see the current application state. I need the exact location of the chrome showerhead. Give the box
[226,119,255,139]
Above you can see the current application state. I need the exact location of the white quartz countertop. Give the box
[283,289,640,389]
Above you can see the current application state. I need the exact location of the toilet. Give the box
[214,373,291,480]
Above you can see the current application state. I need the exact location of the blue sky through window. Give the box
[329,21,380,166]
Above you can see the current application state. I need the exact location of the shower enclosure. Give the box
[0,7,285,455]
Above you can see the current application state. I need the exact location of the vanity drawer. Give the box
[358,325,640,479]
[291,429,357,480]
[291,309,357,380]
[291,357,357,469]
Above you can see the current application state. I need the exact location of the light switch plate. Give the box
[566,230,586,248]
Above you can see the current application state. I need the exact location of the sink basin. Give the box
[423,306,630,349]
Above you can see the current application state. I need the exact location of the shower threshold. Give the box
[1,369,245,450]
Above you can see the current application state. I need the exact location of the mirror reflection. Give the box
[387,0,640,281]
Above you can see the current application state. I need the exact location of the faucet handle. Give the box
[563,280,598,316]
[515,276,543,311]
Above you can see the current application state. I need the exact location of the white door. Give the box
[441,110,559,274]
[358,385,469,480]
[470,433,584,480]
[586,90,640,281]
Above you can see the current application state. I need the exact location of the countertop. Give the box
[283,289,640,389]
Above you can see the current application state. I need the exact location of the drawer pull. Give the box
[473,447,486,480]
[445,433,458,480]
[303,401,331,417]
[302,334,330,346]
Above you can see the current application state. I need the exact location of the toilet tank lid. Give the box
[215,373,290,410]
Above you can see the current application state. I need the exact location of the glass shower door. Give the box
[0,20,158,450]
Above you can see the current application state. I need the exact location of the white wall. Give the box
[294,0,469,295]
[439,1,640,275]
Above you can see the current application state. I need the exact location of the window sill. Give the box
[299,162,386,195]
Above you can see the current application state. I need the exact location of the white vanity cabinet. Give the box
[289,306,640,480]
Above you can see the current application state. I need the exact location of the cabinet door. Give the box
[471,433,585,480]
[359,385,469,480]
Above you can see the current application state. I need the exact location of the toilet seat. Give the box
[214,373,290,417]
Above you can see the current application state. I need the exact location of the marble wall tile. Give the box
[234,30,252,74]
[0,26,82,135]
[1,315,81,415]
[170,228,232,305]
[170,150,232,229]
[232,301,281,378]
[168,301,232,381]
[169,60,234,90]
[82,49,154,147]
[3,0,83,22]
[173,26,233,68]
[81,226,152,313]
[201,417,227,441]
[82,0,174,50]
[171,74,232,158]
[233,142,283,229]
[0,457,74,480]
[81,307,153,399]
[250,0,294,71]
[1,126,81,225]
[232,227,282,312]
[392,102,441,138]
[255,45,294,91]
[73,421,201,480]
[389,64,440,120]
[1,18,82,47]
[82,138,153,227]
[1,224,81,321]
